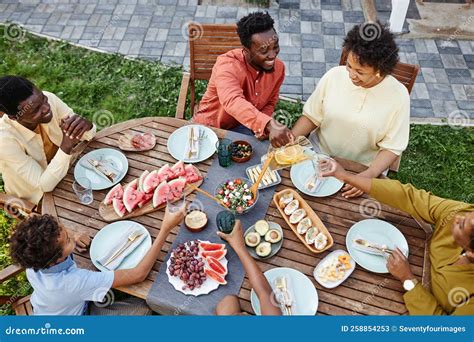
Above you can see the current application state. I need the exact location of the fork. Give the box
[87,159,117,182]
[305,158,323,193]
[198,130,207,141]
[275,276,293,315]
[103,230,143,266]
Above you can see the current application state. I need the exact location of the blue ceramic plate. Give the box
[290,155,343,197]
[244,221,284,260]
[74,148,128,191]
[167,124,218,163]
[346,219,409,273]
[90,221,151,272]
[251,267,318,315]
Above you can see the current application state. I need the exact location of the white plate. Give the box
[251,267,318,315]
[167,125,218,163]
[74,148,128,190]
[166,241,228,296]
[313,250,356,289]
[346,219,409,273]
[290,154,343,197]
[90,221,151,272]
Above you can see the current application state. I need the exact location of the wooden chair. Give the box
[0,194,36,315]
[175,23,242,119]
[339,48,420,172]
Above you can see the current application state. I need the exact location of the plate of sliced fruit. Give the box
[244,220,283,259]
[166,240,228,296]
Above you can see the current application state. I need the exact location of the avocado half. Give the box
[264,229,282,243]
[256,242,272,257]
[245,232,261,247]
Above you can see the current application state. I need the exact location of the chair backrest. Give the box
[338,48,420,94]
[189,23,242,82]
[186,23,242,116]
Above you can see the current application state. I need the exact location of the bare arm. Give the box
[112,206,185,288]
[290,115,317,138]
[218,221,281,315]
[320,159,372,194]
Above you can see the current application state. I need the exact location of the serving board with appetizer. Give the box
[166,240,228,296]
[99,161,203,222]
[244,220,283,259]
[273,189,334,253]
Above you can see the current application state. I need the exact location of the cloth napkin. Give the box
[80,158,119,182]
[96,227,147,270]
[184,126,200,160]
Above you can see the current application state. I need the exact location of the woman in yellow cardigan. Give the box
[320,159,474,315]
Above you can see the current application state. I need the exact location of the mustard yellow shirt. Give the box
[0,91,96,205]
[303,66,410,166]
[370,179,474,315]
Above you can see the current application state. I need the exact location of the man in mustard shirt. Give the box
[320,159,474,315]
[0,76,96,205]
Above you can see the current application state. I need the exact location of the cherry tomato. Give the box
[236,206,243,214]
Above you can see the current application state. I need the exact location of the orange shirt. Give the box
[192,49,285,137]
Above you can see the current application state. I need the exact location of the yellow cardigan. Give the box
[370,179,474,315]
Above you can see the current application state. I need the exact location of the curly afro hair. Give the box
[343,21,399,76]
[237,11,275,49]
[0,75,35,117]
[10,214,63,271]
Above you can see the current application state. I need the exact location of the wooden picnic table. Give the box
[42,117,432,316]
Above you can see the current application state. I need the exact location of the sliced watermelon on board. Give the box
[137,192,153,208]
[112,197,126,217]
[143,170,160,193]
[205,268,227,285]
[206,256,227,276]
[153,181,171,208]
[201,249,227,260]
[184,164,202,184]
[199,242,225,252]
[171,161,186,178]
[168,177,187,200]
[123,179,144,213]
[104,184,124,205]
[138,170,150,192]
[158,164,176,182]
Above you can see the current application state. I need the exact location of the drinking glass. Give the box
[216,138,232,167]
[73,178,93,205]
[167,193,187,214]
[216,210,236,234]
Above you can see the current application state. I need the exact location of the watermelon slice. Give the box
[199,242,225,252]
[153,181,171,208]
[143,170,160,193]
[168,177,187,200]
[104,184,123,205]
[205,268,227,285]
[157,164,176,182]
[123,179,144,213]
[137,192,153,208]
[138,170,150,192]
[112,198,126,217]
[171,161,186,178]
[206,256,227,276]
[184,164,202,184]
[201,249,227,260]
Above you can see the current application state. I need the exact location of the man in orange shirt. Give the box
[193,12,293,146]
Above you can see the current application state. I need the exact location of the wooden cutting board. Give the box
[99,170,204,222]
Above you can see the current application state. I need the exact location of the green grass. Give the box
[0,24,472,315]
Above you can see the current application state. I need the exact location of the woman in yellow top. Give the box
[320,159,474,315]
[0,76,95,205]
[288,22,410,198]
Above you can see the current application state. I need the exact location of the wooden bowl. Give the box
[231,140,253,163]
[184,210,208,232]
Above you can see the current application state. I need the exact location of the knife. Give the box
[353,238,393,255]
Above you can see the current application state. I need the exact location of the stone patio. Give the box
[1,0,473,121]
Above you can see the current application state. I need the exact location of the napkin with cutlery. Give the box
[185,126,200,160]
[80,157,119,182]
[96,227,147,270]
[274,275,294,315]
